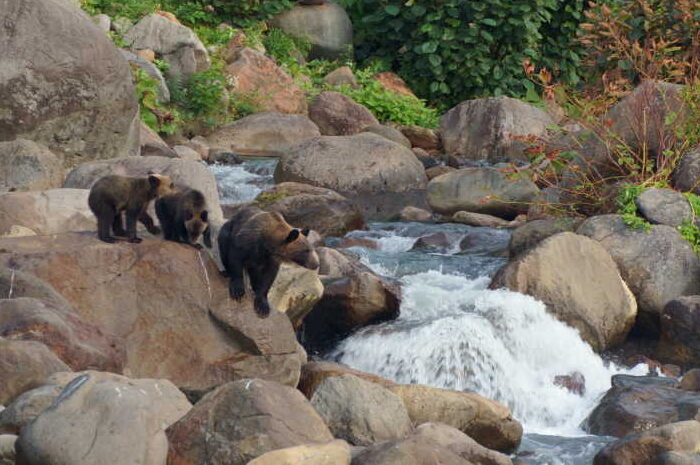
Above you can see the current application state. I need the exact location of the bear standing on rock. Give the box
[218,206,320,317]
[155,187,212,250]
[88,173,175,244]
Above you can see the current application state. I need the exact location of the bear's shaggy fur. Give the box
[218,206,319,317]
[155,188,211,249]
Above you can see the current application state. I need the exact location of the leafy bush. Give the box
[578,0,700,91]
[209,0,294,27]
[340,0,587,107]
[263,28,312,68]
[133,66,182,134]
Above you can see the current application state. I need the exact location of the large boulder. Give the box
[308,92,379,136]
[605,81,684,158]
[490,232,637,351]
[0,0,139,166]
[254,182,365,237]
[0,383,63,434]
[309,374,413,446]
[247,440,351,465]
[166,379,333,465]
[302,270,401,353]
[585,375,700,438]
[62,156,223,222]
[275,133,428,220]
[373,72,418,98]
[508,218,580,257]
[225,48,307,114]
[397,125,441,151]
[267,262,324,328]
[362,124,412,148]
[351,429,473,465]
[440,97,554,163]
[427,167,539,219]
[0,189,94,238]
[673,146,700,195]
[388,384,523,453]
[324,66,358,88]
[659,297,700,366]
[636,188,693,227]
[206,112,320,156]
[0,338,69,405]
[271,1,353,60]
[0,297,124,372]
[298,361,395,398]
[578,215,700,334]
[16,371,191,465]
[140,122,178,157]
[594,421,700,465]
[412,423,513,465]
[0,234,307,392]
[123,13,209,77]
[0,139,63,192]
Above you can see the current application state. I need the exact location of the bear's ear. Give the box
[285,229,300,243]
[301,227,310,237]
[201,210,208,222]
[148,175,160,189]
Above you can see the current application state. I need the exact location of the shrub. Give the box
[133,66,182,134]
[340,0,586,107]
[209,0,294,27]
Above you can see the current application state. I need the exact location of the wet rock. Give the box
[0,339,69,405]
[184,136,210,161]
[413,423,513,465]
[120,50,170,102]
[400,206,433,222]
[206,112,320,156]
[302,271,401,353]
[337,237,379,249]
[680,369,700,392]
[254,182,365,237]
[427,167,539,219]
[316,247,373,278]
[324,66,359,88]
[139,122,177,157]
[63,155,223,222]
[411,232,451,252]
[636,188,692,227]
[310,374,413,446]
[16,371,191,465]
[578,215,700,334]
[166,379,333,465]
[554,372,586,396]
[413,148,440,169]
[0,140,63,192]
[362,124,412,148]
[594,420,700,465]
[298,361,395,398]
[509,218,580,257]
[388,384,523,453]
[426,165,455,180]
[490,232,637,351]
[440,97,554,163]
[225,48,307,114]
[271,1,352,60]
[0,0,139,166]
[267,262,324,328]
[398,125,441,151]
[124,13,209,77]
[372,72,417,98]
[659,297,700,366]
[673,146,700,195]
[274,133,428,220]
[0,297,124,373]
[585,375,700,438]
[0,189,94,238]
[309,92,379,136]
[248,440,351,465]
[0,234,305,391]
[452,211,525,228]
[172,145,201,161]
[0,384,63,434]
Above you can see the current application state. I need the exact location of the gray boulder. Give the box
[659,296,700,366]
[0,139,63,192]
[0,384,63,434]
[119,49,170,102]
[324,66,359,88]
[440,97,554,163]
[635,188,692,227]
[309,92,379,136]
[309,374,413,446]
[427,167,539,218]
[509,218,580,257]
[413,423,513,465]
[362,124,412,148]
[674,146,700,195]
[271,1,353,60]
[123,13,210,77]
[0,0,139,166]
[578,215,700,334]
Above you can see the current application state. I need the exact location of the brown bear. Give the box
[155,187,212,249]
[88,173,175,244]
[218,205,320,317]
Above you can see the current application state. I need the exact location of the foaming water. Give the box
[330,229,646,436]
[209,158,277,203]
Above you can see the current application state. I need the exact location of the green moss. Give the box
[254,192,287,208]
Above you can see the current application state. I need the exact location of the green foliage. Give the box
[341,0,586,107]
[681,192,700,254]
[133,66,182,134]
[617,184,652,231]
[209,0,294,27]
[263,28,312,68]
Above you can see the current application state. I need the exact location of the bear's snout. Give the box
[304,250,320,271]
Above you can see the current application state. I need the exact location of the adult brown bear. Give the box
[218,206,319,317]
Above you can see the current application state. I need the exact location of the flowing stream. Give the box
[212,160,647,464]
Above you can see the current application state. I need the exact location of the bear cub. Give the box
[88,173,175,244]
[155,188,212,249]
[218,206,320,317]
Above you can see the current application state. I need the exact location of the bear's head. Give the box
[147,173,176,198]
[278,227,320,270]
[185,209,211,247]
